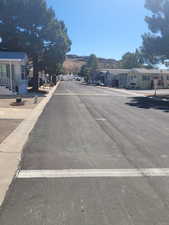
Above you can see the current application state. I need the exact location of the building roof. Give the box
[132,68,169,74]
[98,68,169,76]
[0,51,27,61]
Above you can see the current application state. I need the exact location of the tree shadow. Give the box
[126,96,169,113]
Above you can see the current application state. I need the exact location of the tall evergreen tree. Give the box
[87,54,98,82]
[0,0,71,90]
[87,54,98,70]
[79,54,98,83]
[79,65,90,82]
[120,50,144,69]
[141,0,169,64]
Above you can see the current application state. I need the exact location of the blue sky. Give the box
[46,0,149,60]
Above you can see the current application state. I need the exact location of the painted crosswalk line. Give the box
[17,168,169,179]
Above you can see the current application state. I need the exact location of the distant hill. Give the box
[63,54,119,74]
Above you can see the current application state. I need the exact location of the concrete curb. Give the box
[0,81,60,207]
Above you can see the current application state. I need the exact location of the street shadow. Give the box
[126,96,169,113]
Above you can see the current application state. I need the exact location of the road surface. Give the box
[1,81,169,224]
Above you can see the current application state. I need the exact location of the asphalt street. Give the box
[1,81,169,224]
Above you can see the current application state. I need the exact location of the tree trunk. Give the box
[52,75,57,85]
[33,55,39,91]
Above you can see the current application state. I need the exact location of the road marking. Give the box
[54,93,132,97]
[17,168,169,179]
[54,93,111,96]
[96,118,107,121]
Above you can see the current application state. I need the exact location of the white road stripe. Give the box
[17,169,169,179]
[54,93,111,96]
[54,93,133,97]
[96,118,107,121]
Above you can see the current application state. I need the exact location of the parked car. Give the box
[75,77,81,81]
[96,81,104,86]
[99,82,104,86]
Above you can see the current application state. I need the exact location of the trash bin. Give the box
[16,96,22,103]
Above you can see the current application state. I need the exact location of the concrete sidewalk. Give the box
[0,90,48,145]
[0,95,44,109]
[0,82,60,207]
[124,87,169,96]
[0,108,32,119]
[0,119,22,144]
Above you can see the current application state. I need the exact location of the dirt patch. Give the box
[0,119,22,144]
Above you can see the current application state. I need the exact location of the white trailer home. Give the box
[95,68,169,90]
[0,51,28,94]
[127,68,169,89]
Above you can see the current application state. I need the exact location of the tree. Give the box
[79,54,98,83]
[42,20,71,83]
[87,54,98,70]
[141,0,169,64]
[79,65,90,82]
[120,50,144,69]
[87,54,98,82]
[0,0,71,90]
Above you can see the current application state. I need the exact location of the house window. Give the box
[167,75,169,80]
[142,75,150,81]
[142,75,146,80]
[0,64,8,86]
